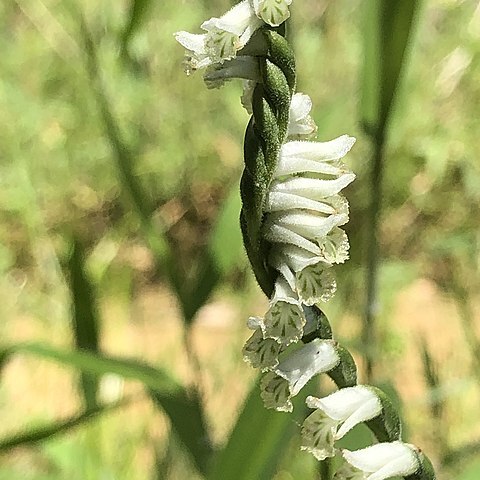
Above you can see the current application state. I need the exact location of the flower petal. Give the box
[281,136,356,162]
[301,409,338,460]
[342,442,419,480]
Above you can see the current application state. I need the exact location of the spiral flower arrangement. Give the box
[176,2,436,478]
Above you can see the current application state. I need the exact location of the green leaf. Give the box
[150,390,212,476]
[0,399,129,452]
[0,343,213,474]
[361,0,422,140]
[208,379,310,480]
[67,237,100,409]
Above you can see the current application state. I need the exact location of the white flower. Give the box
[288,93,317,138]
[262,134,355,304]
[301,386,382,461]
[243,317,282,370]
[274,136,356,177]
[339,442,420,480]
[204,56,260,89]
[262,276,306,344]
[174,31,212,73]
[252,0,293,27]
[269,245,336,305]
[175,0,263,73]
[260,339,340,412]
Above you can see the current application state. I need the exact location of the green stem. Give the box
[363,138,385,382]
[318,457,333,480]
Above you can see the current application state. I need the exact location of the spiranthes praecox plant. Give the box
[175,2,436,478]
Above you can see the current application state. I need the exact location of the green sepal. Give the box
[405,451,436,480]
[327,344,357,388]
[364,386,402,442]
[301,305,333,342]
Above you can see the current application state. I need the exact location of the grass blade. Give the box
[0,343,214,474]
[0,399,130,451]
[208,379,311,480]
[67,236,100,409]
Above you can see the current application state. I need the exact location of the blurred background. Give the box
[1,0,480,479]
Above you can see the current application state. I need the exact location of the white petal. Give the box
[342,442,419,480]
[287,93,317,138]
[275,339,339,396]
[272,243,324,272]
[264,277,305,345]
[290,93,313,121]
[243,328,281,370]
[281,136,356,162]
[308,386,380,422]
[269,210,349,240]
[174,31,206,53]
[307,387,382,440]
[275,156,346,177]
[266,191,337,214]
[253,0,292,27]
[264,223,322,254]
[301,409,337,460]
[270,175,356,200]
[296,263,336,305]
[204,56,260,89]
[319,227,350,264]
[260,372,293,412]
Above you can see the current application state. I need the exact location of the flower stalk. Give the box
[175,2,436,478]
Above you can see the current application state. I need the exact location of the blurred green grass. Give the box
[1,0,480,479]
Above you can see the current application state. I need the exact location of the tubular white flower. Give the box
[340,442,420,480]
[301,387,382,461]
[252,0,293,27]
[203,56,260,89]
[175,1,263,73]
[263,276,306,345]
[280,136,356,165]
[270,176,356,200]
[260,339,340,412]
[287,93,317,138]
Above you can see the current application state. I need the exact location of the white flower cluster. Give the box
[176,3,433,478]
[175,0,293,76]
[242,92,356,411]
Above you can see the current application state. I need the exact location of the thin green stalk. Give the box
[318,458,333,480]
[363,139,385,382]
